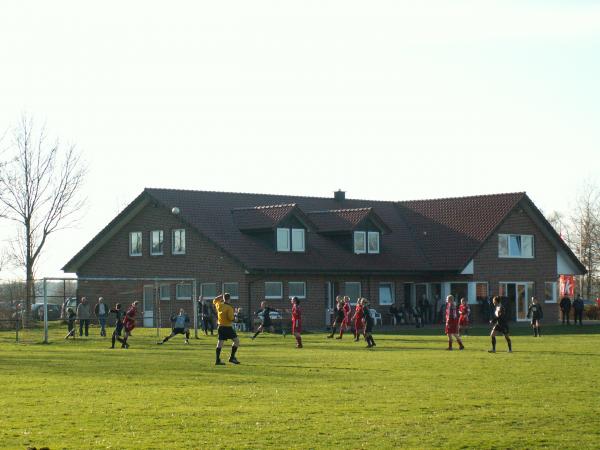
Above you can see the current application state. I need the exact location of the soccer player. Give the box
[116,301,139,349]
[252,301,279,340]
[327,296,345,338]
[489,296,512,353]
[336,296,352,339]
[291,296,303,348]
[362,298,376,348]
[109,303,124,349]
[445,295,464,351]
[158,308,190,344]
[213,293,240,365]
[458,297,470,337]
[352,298,364,342]
[527,296,543,337]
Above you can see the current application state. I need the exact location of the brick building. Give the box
[63,188,585,329]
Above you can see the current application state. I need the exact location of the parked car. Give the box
[31,303,62,321]
[60,297,78,320]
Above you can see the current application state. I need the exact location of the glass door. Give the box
[143,285,155,327]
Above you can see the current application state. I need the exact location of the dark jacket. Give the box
[573,298,584,312]
[560,297,572,311]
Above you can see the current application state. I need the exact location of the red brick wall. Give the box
[472,207,560,321]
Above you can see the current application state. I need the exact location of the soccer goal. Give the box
[1,276,201,344]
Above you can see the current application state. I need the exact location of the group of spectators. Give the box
[559,294,586,325]
[388,295,447,327]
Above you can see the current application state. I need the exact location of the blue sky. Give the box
[0,1,599,279]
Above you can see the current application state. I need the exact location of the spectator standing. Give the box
[389,304,402,325]
[199,297,215,336]
[94,297,109,337]
[77,297,91,337]
[559,296,572,325]
[572,295,584,326]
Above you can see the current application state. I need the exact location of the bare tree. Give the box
[0,115,86,322]
[570,181,600,299]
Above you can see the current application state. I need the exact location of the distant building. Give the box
[63,189,585,328]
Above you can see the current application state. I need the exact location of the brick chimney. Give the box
[334,190,345,202]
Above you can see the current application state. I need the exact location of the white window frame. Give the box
[277,228,290,252]
[265,281,283,299]
[544,281,557,303]
[150,230,164,256]
[345,282,362,305]
[172,229,186,255]
[176,283,192,300]
[368,231,380,254]
[129,231,142,256]
[354,231,366,254]
[291,228,305,252]
[378,282,394,305]
[288,281,306,299]
[201,283,217,300]
[222,282,239,300]
[159,284,170,301]
[498,234,534,259]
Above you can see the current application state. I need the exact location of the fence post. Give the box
[193,280,198,339]
[43,278,49,344]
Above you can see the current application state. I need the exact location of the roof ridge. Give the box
[232,203,296,211]
[307,207,372,214]
[398,192,526,204]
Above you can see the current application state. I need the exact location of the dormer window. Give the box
[354,231,380,254]
[368,232,380,254]
[277,227,305,252]
[498,234,534,258]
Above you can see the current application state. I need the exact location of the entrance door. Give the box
[500,282,534,322]
[143,285,155,327]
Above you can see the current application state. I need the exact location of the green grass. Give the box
[1,324,600,449]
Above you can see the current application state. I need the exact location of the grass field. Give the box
[1,324,600,449]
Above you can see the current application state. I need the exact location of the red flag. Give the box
[559,275,575,297]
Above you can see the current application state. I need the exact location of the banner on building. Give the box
[559,275,575,297]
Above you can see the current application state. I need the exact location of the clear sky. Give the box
[0,0,599,280]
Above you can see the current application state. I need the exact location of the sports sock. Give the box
[457,337,464,348]
[231,346,238,358]
[448,339,452,349]
[491,336,496,351]
[506,337,512,351]
[162,336,170,343]
[216,347,222,362]
[537,327,541,337]
[185,331,190,340]
[252,331,260,339]
[370,336,376,346]
[111,335,116,347]
[533,328,537,337]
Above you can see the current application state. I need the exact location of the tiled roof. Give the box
[66,188,582,275]
[396,192,526,270]
[232,204,297,230]
[306,208,373,233]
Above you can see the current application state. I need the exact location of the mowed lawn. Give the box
[1,325,600,449]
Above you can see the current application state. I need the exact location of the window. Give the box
[151,230,164,255]
[291,228,305,252]
[176,283,192,300]
[201,283,217,300]
[265,282,283,299]
[354,231,366,254]
[172,229,186,255]
[379,282,394,305]
[129,232,142,256]
[368,232,380,254]
[277,228,305,252]
[159,284,170,301]
[277,228,290,252]
[345,282,361,304]
[544,282,557,303]
[499,234,534,258]
[222,282,239,299]
[288,282,306,299]
[476,282,489,303]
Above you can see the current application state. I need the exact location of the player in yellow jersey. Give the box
[213,293,240,365]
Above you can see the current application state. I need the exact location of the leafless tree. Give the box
[570,181,600,299]
[0,115,86,322]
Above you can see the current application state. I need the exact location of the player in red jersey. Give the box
[336,296,352,339]
[445,295,464,351]
[458,297,470,337]
[291,296,303,348]
[116,301,139,349]
[352,298,365,342]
